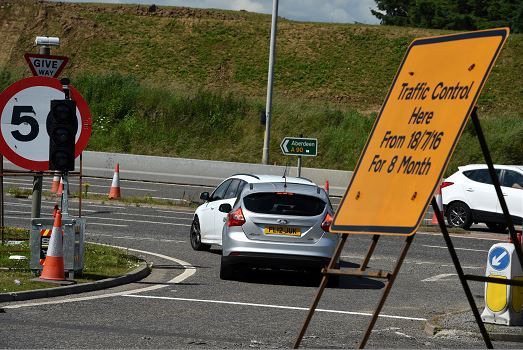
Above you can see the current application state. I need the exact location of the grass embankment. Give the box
[0,227,141,293]
[0,1,521,174]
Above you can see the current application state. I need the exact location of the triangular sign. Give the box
[24,53,69,78]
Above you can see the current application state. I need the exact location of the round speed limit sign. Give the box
[0,76,92,171]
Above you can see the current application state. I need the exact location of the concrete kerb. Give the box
[424,308,523,343]
[0,260,151,303]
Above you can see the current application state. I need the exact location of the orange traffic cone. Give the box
[40,210,65,281]
[109,163,121,199]
[431,183,443,224]
[50,171,60,193]
[56,177,63,196]
[324,180,330,196]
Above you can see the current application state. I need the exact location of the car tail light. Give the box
[227,207,245,227]
[441,181,454,189]
[321,213,333,232]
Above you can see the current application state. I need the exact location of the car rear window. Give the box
[243,192,326,216]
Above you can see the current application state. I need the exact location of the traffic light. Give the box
[48,99,77,171]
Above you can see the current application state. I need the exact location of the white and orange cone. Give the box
[109,163,121,199]
[431,183,443,224]
[40,210,65,281]
[50,171,60,193]
[56,177,64,196]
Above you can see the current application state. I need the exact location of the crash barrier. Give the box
[30,216,85,279]
[2,151,352,197]
[482,242,523,325]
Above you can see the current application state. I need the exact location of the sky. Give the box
[57,0,381,25]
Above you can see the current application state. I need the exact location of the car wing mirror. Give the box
[200,192,210,201]
[218,203,232,213]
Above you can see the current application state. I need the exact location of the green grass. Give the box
[0,233,141,293]
[0,2,521,175]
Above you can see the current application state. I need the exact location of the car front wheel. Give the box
[190,217,211,251]
[446,202,472,229]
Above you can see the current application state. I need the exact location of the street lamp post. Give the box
[262,0,279,165]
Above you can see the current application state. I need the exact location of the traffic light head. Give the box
[48,99,77,171]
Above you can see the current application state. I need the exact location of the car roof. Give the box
[230,173,315,185]
[457,164,523,172]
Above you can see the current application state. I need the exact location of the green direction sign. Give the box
[280,137,318,157]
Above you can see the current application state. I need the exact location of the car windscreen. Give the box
[243,192,326,216]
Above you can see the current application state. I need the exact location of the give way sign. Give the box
[0,76,92,171]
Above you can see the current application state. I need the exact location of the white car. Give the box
[190,174,318,250]
[442,164,523,232]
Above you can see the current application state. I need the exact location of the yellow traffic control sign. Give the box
[332,28,509,236]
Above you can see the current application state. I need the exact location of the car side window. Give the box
[501,170,523,189]
[224,179,241,199]
[210,180,232,201]
[464,169,501,185]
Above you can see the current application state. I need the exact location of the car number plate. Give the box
[263,226,301,236]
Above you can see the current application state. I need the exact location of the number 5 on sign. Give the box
[0,76,92,171]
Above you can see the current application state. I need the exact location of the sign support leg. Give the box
[297,156,302,177]
[294,233,349,348]
[358,234,414,349]
[431,197,493,348]
[31,173,42,218]
[61,172,69,218]
[360,235,380,271]
[79,153,83,217]
[470,108,523,270]
[0,154,3,245]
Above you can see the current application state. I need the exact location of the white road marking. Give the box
[422,244,488,253]
[340,255,482,270]
[86,215,191,226]
[99,211,192,221]
[156,209,194,215]
[418,232,506,242]
[121,294,427,322]
[422,273,457,282]
[2,244,196,309]
[88,223,129,228]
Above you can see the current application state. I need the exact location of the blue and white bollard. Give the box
[481,243,523,326]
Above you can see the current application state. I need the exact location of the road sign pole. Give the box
[297,156,301,177]
[30,43,52,219]
[61,172,69,218]
[0,155,3,245]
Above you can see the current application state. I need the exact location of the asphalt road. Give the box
[0,176,519,348]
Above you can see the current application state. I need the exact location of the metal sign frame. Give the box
[294,27,522,348]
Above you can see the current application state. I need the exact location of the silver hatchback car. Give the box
[218,180,338,280]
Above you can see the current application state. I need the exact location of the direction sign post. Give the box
[280,137,317,177]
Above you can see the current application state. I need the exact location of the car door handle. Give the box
[465,188,474,192]
[503,193,508,196]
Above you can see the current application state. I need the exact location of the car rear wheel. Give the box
[190,217,211,251]
[220,256,235,280]
[446,202,472,229]
[486,222,507,233]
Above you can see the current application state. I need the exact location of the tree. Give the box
[371,0,523,33]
